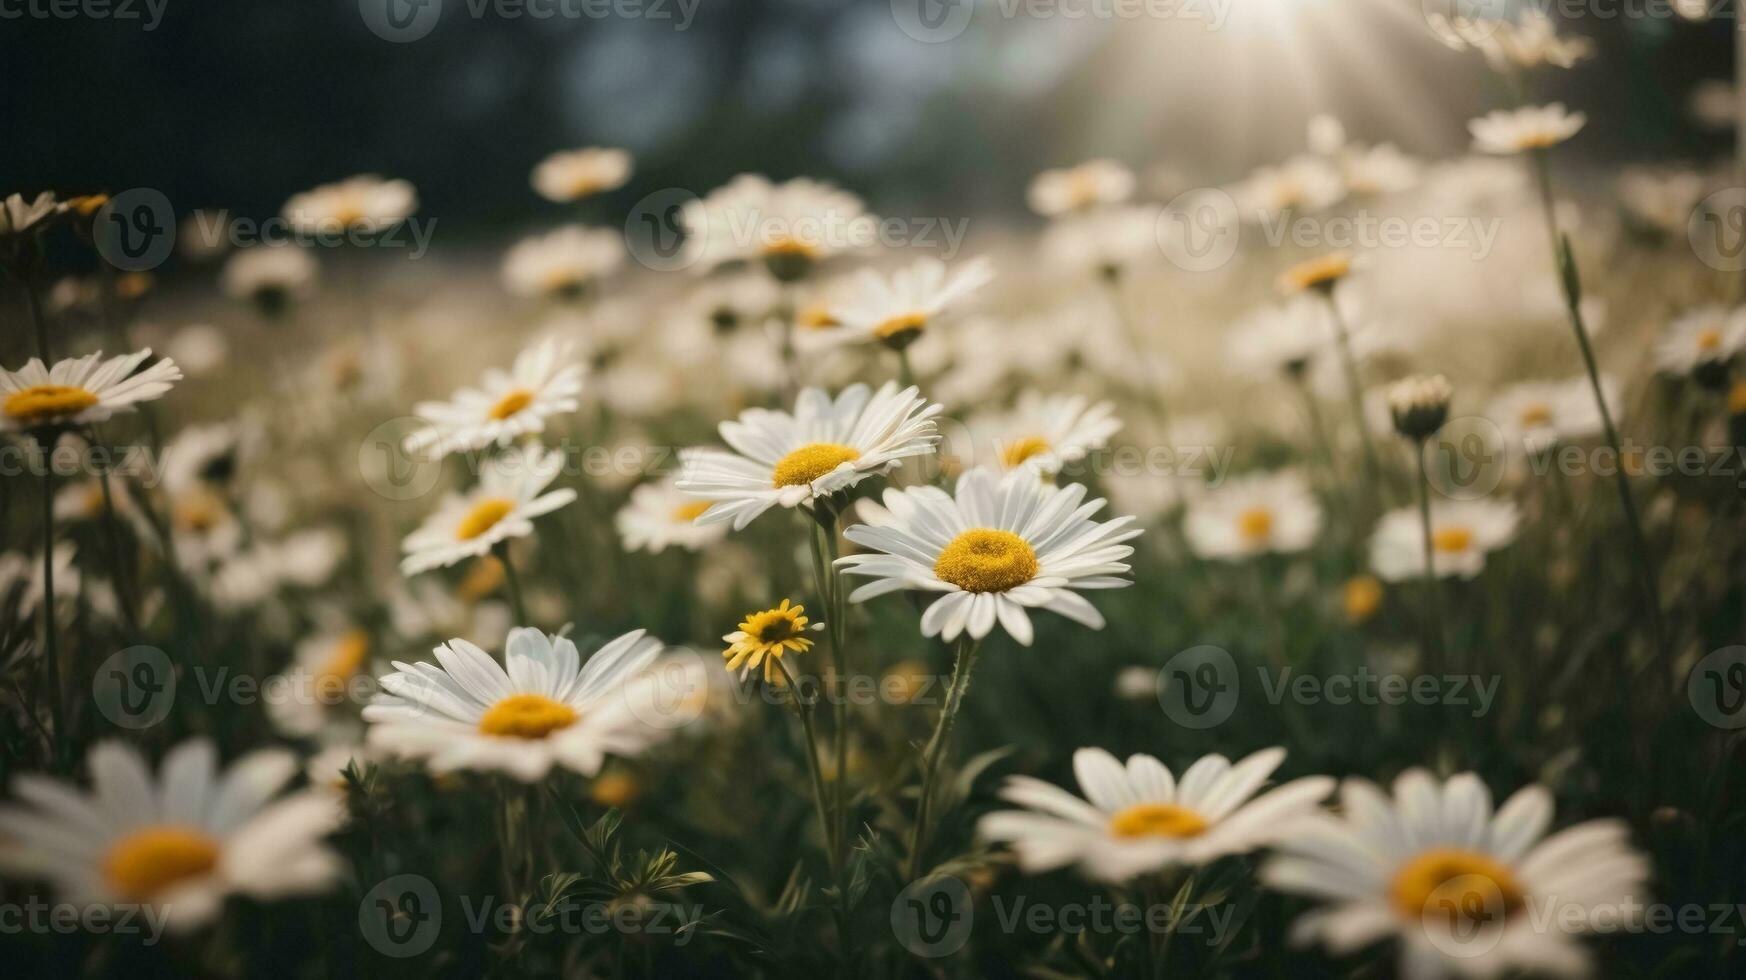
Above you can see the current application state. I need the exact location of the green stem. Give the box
[24,273,50,361]
[776,658,851,965]
[38,457,63,762]
[1321,291,1380,506]
[905,636,981,883]
[1529,150,1669,671]
[1413,438,1446,675]
[495,542,530,625]
[806,509,855,967]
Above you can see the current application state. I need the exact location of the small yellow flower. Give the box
[590,771,641,809]
[1342,575,1384,624]
[722,599,820,683]
[1278,251,1353,295]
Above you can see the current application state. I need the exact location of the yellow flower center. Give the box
[671,500,713,522]
[4,384,100,426]
[565,174,607,199]
[478,693,579,739]
[1065,170,1101,209]
[1343,575,1384,624]
[1108,803,1209,839]
[539,268,585,295]
[873,312,929,346]
[1000,436,1052,469]
[764,237,819,259]
[456,497,516,540]
[590,772,640,808]
[1729,380,1746,416]
[1281,253,1352,293]
[1391,848,1526,924]
[797,305,840,330]
[934,529,1039,593]
[1697,327,1723,353]
[1432,526,1474,554]
[315,630,371,696]
[457,556,505,602]
[1518,402,1553,427]
[103,826,221,901]
[173,490,226,533]
[743,605,808,645]
[487,388,536,420]
[1236,507,1275,543]
[772,443,861,488]
[332,199,366,228]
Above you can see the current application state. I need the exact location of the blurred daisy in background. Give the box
[677,382,942,530]
[683,174,869,279]
[1183,470,1323,561]
[615,475,730,554]
[1039,205,1161,282]
[1486,376,1618,456]
[400,444,577,575]
[1,350,182,434]
[1027,159,1136,217]
[1230,155,1345,220]
[0,739,342,930]
[1470,105,1586,154]
[1264,771,1648,979]
[1615,168,1706,238]
[1429,9,1593,72]
[500,225,625,300]
[1654,305,1745,385]
[364,627,686,781]
[971,392,1122,478]
[281,174,416,233]
[402,337,583,458]
[221,244,317,317]
[266,628,375,738]
[531,146,633,203]
[1370,498,1520,581]
[722,598,821,683]
[838,468,1140,645]
[979,747,1332,881]
[811,256,995,352]
[0,191,66,239]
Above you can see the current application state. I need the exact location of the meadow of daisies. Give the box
[3,12,1746,980]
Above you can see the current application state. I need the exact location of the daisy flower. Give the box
[682,174,870,278]
[1279,250,1356,296]
[0,739,343,930]
[1470,104,1586,155]
[1263,771,1649,979]
[615,475,730,554]
[836,467,1141,646]
[282,174,416,234]
[500,225,625,300]
[1,350,182,434]
[266,628,375,737]
[1387,374,1454,442]
[677,382,943,530]
[722,599,823,683]
[1616,168,1706,237]
[363,627,687,781]
[812,256,995,351]
[400,445,577,576]
[531,147,633,202]
[1226,299,1335,380]
[1182,469,1323,561]
[1487,376,1619,455]
[221,244,317,315]
[1027,159,1136,217]
[973,392,1122,477]
[1654,305,1746,383]
[1370,499,1520,582]
[0,191,67,237]
[978,747,1334,882]
[1231,155,1346,219]
[1038,206,1161,281]
[402,338,584,458]
[1429,10,1593,71]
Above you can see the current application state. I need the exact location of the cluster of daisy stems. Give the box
[6,11,1746,980]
